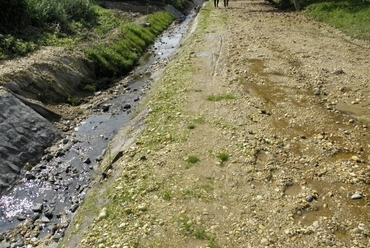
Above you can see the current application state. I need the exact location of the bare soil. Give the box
[33,0,370,247]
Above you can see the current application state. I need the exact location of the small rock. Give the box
[53,233,62,242]
[83,158,91,164]
[351,191,363,200]
[138,203,147,211]
[32,203,43,212]
[306,195,314,202]
[123,104,131,109]
[41,216,50,223]
[44,154,54,161]
[55,150,65,157]
[260,237,268,244]
[332,69,345,75]
[101,104,111,112]
[44,207,54,218]
[350,227,362,234]
[312,221,320,229]
[0,242,11,248]
[324,239,333,246]
[31,213,41,221]
[70,204,79,213]
[16,215,27,221]
[260,109,267,114]
[139,155,147,161]
[13,238,24,247]
[25,171,36,180]
[351,156,361,163]
[313,88,320,95]
[97,207,108,220]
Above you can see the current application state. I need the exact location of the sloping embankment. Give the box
[0,47,97,193]
[0,88,61,193]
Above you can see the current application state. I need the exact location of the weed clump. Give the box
[206,94,235,101]
[187,155,200,164]
[217,152,229,163]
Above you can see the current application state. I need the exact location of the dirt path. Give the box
[60,1,370,247]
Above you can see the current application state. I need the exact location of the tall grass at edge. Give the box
[84,11,175,79]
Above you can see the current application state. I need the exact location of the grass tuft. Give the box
[217,152,229,163]
[206,93,236,101]
[187,155,200,164]
[160,190,172,201]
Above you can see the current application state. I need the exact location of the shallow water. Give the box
[0,8,199,236]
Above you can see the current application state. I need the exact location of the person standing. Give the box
[214,0,219,8]
[224,0,229,8]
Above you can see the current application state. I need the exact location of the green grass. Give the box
[217,152,229,163]
[83,84,96,92]
[303,1,370,40]
[187,155,200,164]
[181,187,194,196]
[85,11,174,78]
[206,93,236,101]
[178,215,193,234]
[178,214,219,246]
[160,190,172,200]
[66,96,80,106]
[0,6,175,82]
[185,155,200,169]
[0,0,188,61]
[265,1,370,40]
[194,227,210,240]
[92,6,124,36]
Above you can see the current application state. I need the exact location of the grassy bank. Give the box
[0,1,179,77]
[303,0,370,40]
[265,0,370,40]
[85,10,174,79]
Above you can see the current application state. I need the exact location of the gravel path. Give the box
[58,1,370,247]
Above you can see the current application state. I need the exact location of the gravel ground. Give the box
[55,0,370,247]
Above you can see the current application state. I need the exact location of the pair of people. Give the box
[214,0,229,8]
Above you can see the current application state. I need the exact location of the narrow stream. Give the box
[0,7,199,240]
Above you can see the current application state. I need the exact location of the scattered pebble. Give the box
[351,191,363,200]
[306,195,314,202]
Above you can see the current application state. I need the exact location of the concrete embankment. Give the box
[0,88,60,193]
[0,46,96,194]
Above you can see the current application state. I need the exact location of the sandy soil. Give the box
[54,0,370,247]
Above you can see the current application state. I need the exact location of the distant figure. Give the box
[224,0,229,8]
[214,0,219,8]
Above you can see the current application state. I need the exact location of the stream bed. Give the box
[0,6,200,245]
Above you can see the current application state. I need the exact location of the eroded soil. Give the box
[48,0,370,247]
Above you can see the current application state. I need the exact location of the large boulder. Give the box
[0,89,60,193]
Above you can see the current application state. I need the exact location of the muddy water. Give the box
[0,9,199,237]
[243,57,370,241]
